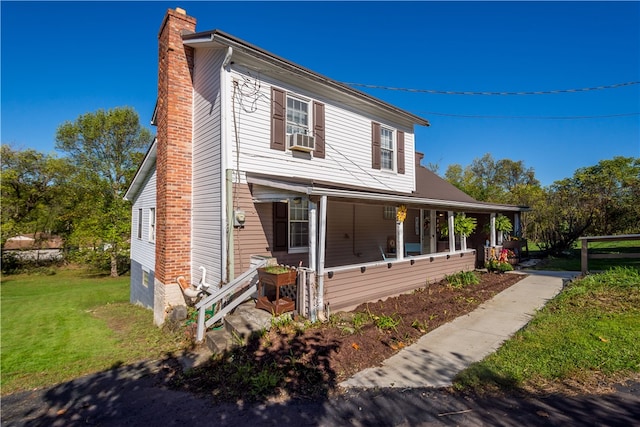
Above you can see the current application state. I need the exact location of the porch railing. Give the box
[195,257,267,342]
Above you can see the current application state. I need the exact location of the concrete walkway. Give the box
[340,270,579,389]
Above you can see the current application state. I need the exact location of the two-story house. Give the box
[125,8,527,330]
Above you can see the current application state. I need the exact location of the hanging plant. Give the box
[440,213,477,237]
[454,213,477,236]
[396,205,407,223]
[495,214,513,233]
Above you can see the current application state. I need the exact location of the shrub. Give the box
[446,271,480,288]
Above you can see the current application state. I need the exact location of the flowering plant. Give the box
[396,205,407,223]
[486,248,514,273]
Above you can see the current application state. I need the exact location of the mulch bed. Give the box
[169,271,524,402]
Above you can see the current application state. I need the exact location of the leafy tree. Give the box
[0,145,70,246]
[530,156,639,255]
[444,153,540,205]
[55,107,152,276]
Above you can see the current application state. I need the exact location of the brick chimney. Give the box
[154,8,196,323]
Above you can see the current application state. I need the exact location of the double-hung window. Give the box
[380,126,394,171]
[137,208,143,239]
[289,199,309,252]
[148,208,156,243]
[273,199,309,253]
[286,96,309,136]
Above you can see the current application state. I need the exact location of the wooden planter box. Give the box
[256,267,297,315]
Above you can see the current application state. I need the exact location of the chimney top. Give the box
[175,7,186,15]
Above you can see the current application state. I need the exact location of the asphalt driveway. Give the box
[2,358,639,426]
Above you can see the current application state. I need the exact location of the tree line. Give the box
[2,106,638,275]
[443,153,640,254]
[2,107,152,276]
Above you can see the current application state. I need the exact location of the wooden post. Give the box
[581,238,589,275]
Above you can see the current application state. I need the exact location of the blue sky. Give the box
[2,1,638,187]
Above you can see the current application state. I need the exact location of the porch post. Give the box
[490,213,496,247]
[430,210,437,253]
[396,219,404,261]
[514,213,521,237]
[316,195,328,321]
[308,200,317,271]
[448,211,455,252]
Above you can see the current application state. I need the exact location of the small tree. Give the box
[55,107,152,276]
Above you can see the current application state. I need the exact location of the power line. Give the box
[412,111,640,120]
[343,81,640,96]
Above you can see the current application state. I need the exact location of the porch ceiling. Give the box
[246,173,528,213]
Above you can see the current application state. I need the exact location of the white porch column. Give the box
[316,195,328,321]
[396,218,404,261]
[448,211,455,252]
[308,200,317,271]
[490,213,497,247]
[430,210,437,253]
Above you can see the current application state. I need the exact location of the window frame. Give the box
[288,198,309,253]
[286,95,311,137]
[380,126,395,171]
[137,208,143,239]
[148,207,156,243]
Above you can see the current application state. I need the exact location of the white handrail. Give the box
[195,258,267,342]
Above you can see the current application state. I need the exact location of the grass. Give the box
[531,239,640,271]
[454,266,640,392]
[1,268,189,395]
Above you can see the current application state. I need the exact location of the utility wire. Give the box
[412,111,640,120]
[343,81,639,96]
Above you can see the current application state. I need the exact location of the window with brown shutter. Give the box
[313,101,325,158]
[397,130,405,174]
[271,87,286,151]
[371,122,381,169]
[273,202,288,251]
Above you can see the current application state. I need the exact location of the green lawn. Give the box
[1,269,187,395]
[455,266,640,392]
[530,239,640,271]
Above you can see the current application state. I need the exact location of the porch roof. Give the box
[246,173,528,213]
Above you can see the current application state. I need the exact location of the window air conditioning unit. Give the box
[288,133,315,152]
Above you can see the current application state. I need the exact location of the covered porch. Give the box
[247,173,526,315]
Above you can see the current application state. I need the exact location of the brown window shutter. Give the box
[371,122,381,169]
[273,202,288,251]
[397,130,405,174]
[313,101,325,159]
[271,87,286,151]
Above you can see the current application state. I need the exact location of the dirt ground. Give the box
[171,271,524,401]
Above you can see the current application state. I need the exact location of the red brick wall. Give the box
[155,8,196,284]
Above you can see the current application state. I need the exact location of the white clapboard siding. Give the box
[130,170,156,271]
[192,48,226,286]
[225,68,416,193]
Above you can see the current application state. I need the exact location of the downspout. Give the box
[220,47,233,283]
[317,195,327,321]
[226,169,234,282]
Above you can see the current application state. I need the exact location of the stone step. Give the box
[204,299,274,354]
[205,328,233,353]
